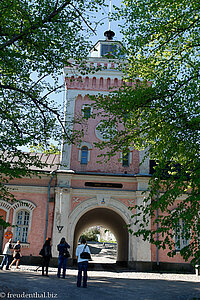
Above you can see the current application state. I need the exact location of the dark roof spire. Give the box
[104,30,115,41]
[104,0,115,41]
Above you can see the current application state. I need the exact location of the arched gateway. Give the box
[73,207,129,263]
[51,172,152,270]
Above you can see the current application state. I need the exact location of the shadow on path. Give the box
[0,270,200,300]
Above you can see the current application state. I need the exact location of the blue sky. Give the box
[25,1,124,151]
[51,0,124,108]
[89,0,124,44]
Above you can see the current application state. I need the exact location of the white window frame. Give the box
[0,200,12,222]
[80,147,89,164]
[12,200,36,244]
[14,210,30,243]
[175,218,189,251]
[78,142,92,163]
[120,151,132,166]
[82,104,93,118]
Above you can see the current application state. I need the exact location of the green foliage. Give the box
[29,143,60,154]
[93,0,200,264]
[80,227,100,242]
[99,239,116,243]
[0,216,11,229]
[0,0,105,202]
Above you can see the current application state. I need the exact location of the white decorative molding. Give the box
[0,200,12,222]
[97,195,110,206]
[0,199,36,226]
[95,121,115,141]
[20,243,30,249]
[72,197,81,204]
[69,197,132,232]
[78,141,92,149]
[128,199,135,205]
[12,200,36,211]
[11,242,30,249]
[0,200,12,211]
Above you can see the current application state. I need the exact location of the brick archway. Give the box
[73,207,129,264]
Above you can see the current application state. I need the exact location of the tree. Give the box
[29,143,60,154]
[92,0,200,264]
[0,0,105,227]
[80,227,100,242]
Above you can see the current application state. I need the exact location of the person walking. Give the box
[40,238,52,277]
[0,238,13,270]
[76,238,91,288]
[10,240,21,269]
[57,237,70,279]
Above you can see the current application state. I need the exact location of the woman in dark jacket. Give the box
[10,240,21,269]
[40,237,52,277]
[57,237,70,279]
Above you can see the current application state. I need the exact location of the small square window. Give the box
[83,107,91,118]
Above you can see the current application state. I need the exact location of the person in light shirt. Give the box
[76,238,91,288]
[0,238,13,270]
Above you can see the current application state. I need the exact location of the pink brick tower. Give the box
[51,31,151,267]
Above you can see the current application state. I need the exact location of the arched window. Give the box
[70,76,75,87]
[107,78,111,89]
[85,77,89,88]
[99,77,104,88]
[114,78,118,87]
[14,210,30,243]
[92,77,96,88]
[81,147,88,164]
[78,76,82,88]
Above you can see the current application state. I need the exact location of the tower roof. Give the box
[104,30,115,41]
[90,30,123,58]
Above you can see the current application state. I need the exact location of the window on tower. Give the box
[83,107,91,118]
[101,44,117,57]
[99,77,104,88]
[85,77,89,88]
[82,105,92,119]
[81,147,88,164]
[122,152,130,167]
[92,77,96,88]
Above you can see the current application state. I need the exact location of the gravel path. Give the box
[8,264,200,282]
[1,243,200,299]
[0,265,200,300]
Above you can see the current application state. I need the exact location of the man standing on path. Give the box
[57,237,70,279]
[76,238,91,288]
[0,238,13,270]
